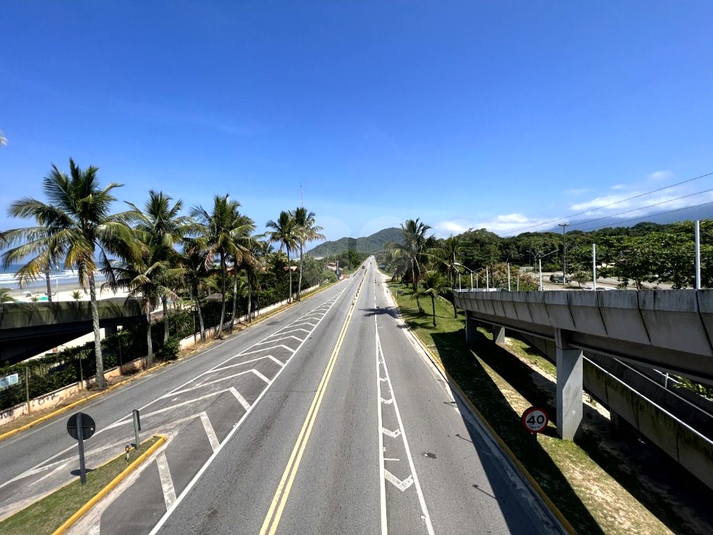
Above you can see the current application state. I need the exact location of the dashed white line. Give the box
[229,387,251,411]
[251,369,272,384]
[199,412,220,452]
[156,452,177,510]
[382,427,402,438]
[384,470,414,492]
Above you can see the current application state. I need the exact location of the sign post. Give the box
[133,409,141,449]
[67,412,96,485]
[521,406,549,457]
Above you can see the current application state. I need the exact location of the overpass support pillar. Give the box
[465,313,479,345]
[555,329,583,440]
[494,325,506,345]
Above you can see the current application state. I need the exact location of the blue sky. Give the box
[1,1,712,243]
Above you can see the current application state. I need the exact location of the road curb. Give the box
[383,282,577,535]
[51,434,167,535]
[0,381,125,443]
[0,282,340,444]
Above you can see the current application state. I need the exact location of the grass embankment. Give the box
[388,281,687,535]
[0,436,161,535]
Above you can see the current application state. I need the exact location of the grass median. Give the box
[0,436,161,535]
[387,280,692,535]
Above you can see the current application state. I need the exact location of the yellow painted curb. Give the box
[51,434,167,535]
[0,381,125,443]
[417,339,578,535]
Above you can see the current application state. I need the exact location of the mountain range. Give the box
[306,227,403,257]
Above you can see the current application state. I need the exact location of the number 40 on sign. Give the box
[521,406,549,434]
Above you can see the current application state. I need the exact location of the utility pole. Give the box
[558,223,569,283]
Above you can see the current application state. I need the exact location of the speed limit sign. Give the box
[521,407,549,434]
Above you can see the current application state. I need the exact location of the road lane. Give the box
[0,277,357,524]
[2,259,567,534]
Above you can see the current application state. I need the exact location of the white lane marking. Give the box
[106,389,230,429]
[148,279,358,535]
[381,397,393,405]
[268,355,285,368]
[384,458,400,462]
[265,327,311,338]
[195,355,282,377]
[156,452,177,510]
[0,288,351,494]
[229,387,251,411]
[199,412,220,453]
[240,344,295,356]
[384,470,414,492]
[160,369,257,398]
[382,427,401,438]
[376,330,435,535]
[251,369,272,384]
[375,304,388,535]
[379,377,388,382]
[254,335,304,346]
[29,462,68,487]
[87,522,101,535]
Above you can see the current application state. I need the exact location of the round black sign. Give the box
[67,412,96,440]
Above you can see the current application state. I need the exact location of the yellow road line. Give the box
[260,273,365,535]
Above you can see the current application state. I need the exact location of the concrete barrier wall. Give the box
[1,283,324,427]
[455,289,713,359]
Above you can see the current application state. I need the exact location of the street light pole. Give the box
[558,223,569,283]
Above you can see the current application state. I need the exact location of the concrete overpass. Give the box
[453,289,713,436]
[0,298,144,365]
[454,288,713,490]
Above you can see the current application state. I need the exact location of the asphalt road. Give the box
[0,259,565,534]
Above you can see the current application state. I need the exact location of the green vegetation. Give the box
[0,436,160,535]
[389,282,677,534]
[306,227,403,257]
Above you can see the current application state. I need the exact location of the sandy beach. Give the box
[5,280,131,303]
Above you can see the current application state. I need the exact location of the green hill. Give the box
[306,227,402,257]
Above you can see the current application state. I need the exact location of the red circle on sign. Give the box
[521,406,549,433]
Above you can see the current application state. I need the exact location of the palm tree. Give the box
[392,218,432,292]
[126,191,192,342]
[191,195,250,339]
[430,235,463,318]
[292,207,325,301]
[227,211,257,333]
[417,271,448,326]
[0,288,15,303]
[181,238,211,341]
[1,159,131,389]
[109,241,178,367]
[266,211,298,302]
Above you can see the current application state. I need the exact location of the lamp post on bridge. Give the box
[453,262,475,290]
[536,249,559,291]
[558,223,570,283]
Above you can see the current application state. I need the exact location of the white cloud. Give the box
[647,170,673,182]
[435,214,551,237]
[611,184,626,190]
[570,194,632,211]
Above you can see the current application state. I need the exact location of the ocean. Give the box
[0,264,96,291]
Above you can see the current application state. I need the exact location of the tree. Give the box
[292,207,325,301]
[1,159,131,389]
[227,211,257,333]
[417,271,448,326]
[392,218,432,293]
[126,191,192,342]
[191,195,249,338]
[109,240,178,367]
[266,211,298,302]
[0,288,14,303]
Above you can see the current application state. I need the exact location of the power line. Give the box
[505,170,713,236]
[575,199,713,232]
[569,187,713,230]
